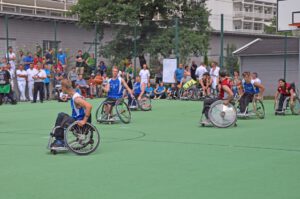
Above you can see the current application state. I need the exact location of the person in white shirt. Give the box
[26,63,37,101]
[209,62,220,95]
[138,64,150,100]
[6,63,15,91]
[16,64,27,101]
[195,63,207,80]
[6,47,16,72]
[32,63,46,103]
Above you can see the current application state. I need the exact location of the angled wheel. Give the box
[116,99,131,124]
[208,100,237,128]
[291,98,300,115]
[95,101,107,123]
[64,122,100,155]
[139,94,152,111]
[253,99,265,119]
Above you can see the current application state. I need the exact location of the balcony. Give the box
[0,0,78,21]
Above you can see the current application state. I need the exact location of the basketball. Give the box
[94,76,103,85]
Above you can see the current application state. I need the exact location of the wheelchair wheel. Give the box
[116,99,131,124]
[291,98,300,115]
[208,100,237,128]
[139,94,152,111]
[95,101,107,122]
[64,122,100,155]
[253,99,265,119]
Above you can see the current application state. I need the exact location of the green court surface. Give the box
[0,99,299,199]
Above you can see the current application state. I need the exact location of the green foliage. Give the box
[70,0,211,67]
[264,17,293,36]
[224,44,239,75]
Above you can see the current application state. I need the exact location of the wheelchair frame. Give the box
[128,94,152,111]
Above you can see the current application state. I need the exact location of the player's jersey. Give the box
[278,83,293,96]
[219,78,231,100]
[71,92,85,121]
[133,82,141,95]
[242,80,256,94]
[108,77,124,99]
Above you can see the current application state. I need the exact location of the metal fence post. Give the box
[5,14,9,62]
[175,17,179,66]
[220,14,224,68]
[95,22,98,67]
[284,32,287,80]
[134,22,137,78]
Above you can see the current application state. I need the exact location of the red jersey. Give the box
[278,83,293,96]
[219,78,231,99]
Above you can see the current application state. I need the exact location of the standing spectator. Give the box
[0,64,16,105]
[23,52,34,70]
[195,62,207,80]
[44,65,51,100]
[190,61,198,80]
[183,65,191,83]
[209,61,220,95]
[54,68,66,87]
[16,64,27,101]
[75,50,85,75]
[68,67,78,88]
[98,61,107,76]
[94,72,103,97]
[26,63,37,101]
[86,53,96,73]
[155,67,163,84]
[139,64,150,100]
[6,46,16,72]
[45,49,54,68]
[125,63,134,81]
[57,48,67,71]
[145,83,154,99]
[18,50,25,66]
[33,54,43,69]
[174,63,184,86]
[32,63,46,103]
[6,63,15,91]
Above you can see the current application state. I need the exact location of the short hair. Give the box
[219,69,228,78]
[242,71,251,77]
[61,79,72,89]
[252,72,258,77]
[278,78,286,83]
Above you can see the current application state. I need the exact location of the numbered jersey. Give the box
[108,77,124,99]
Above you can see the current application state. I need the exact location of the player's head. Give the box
[219,69,228,80]
[242,71,251,82]
[135,76,140,82]
[278,79,286,87]
[252,72,258,79]
[203,72,210,78]
[61,79,73,93]
[142,64,147,69]
[112,67,119,78]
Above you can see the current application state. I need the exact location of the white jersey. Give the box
[16,70,27,82]
[210,66,220,89]
[195,65,207,79]
[6,52,16,71]
[26,68,38,82]
[33,69,46,83]
[139,69,150,84]
[253,78,261,84]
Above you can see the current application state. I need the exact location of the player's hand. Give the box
[77,120,86,127]
[223,100,230,106]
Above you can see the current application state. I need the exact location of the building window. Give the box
[43,40,60,52]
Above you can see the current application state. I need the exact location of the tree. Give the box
[264,17,292,36]
[224,44,239,75]
[70,0,211,68]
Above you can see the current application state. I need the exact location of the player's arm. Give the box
[75,97,92,126]
[222,85,234,105]
[290,89,295,104]
[254,82,265,98]
[102,81,110,93]
[121,78,133,96]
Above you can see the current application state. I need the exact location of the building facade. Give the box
[205,0,277,34]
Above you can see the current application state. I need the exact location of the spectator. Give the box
[167,84,177,99]
[33,54,43,69]
[24,52,34,70]
[54,60,64,72]
[155,67,163,84]
[75,75,89,97]
[18,50,25,66]
[98,61,107,76]
[44,65,51,100]
[26,63,37,101]
[209,61,220,95]
[68,67,78,88]
[190,61,198,80]
[0,64,16,104]
[75,50,85,75]
[154,82,166,99]
[145,83,154,99]
[139,64,150,100]
[86,53,96,73]
[54,68,66,86]
[16,64,27,101]
[6,63,15,91]
[94,72,103,97]
[174,63,184,87]
[125,63,134,81]
[195,62,207,80]
[87,73,97,99]
[183,65,191,83]
[32,63,46,103]
[6,46,16,72]
[232,70,241,97]
[199,72,212,97]
[45,49,54,68]
[57,48,67,71]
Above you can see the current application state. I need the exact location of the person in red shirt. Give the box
[275,79,295,112]
[201,70,234,124]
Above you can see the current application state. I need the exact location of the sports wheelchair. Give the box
[274,90,300,115]
[179,79,205,101]
[200,100,237,128]
[96,98,131,124]
[235,94,265,119]
[48,121,100,155]
[0,85,17,105]
[128,94,152,111]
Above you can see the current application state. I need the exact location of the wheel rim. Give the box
[116,101,131,123]
[291,98,300,115]
[209,102,236,128]
[140,96,151,110]
[254,100,265,119]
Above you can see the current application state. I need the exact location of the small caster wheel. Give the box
[234,123,237,127]
[201,123,205,127]
[51,150,57,155]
